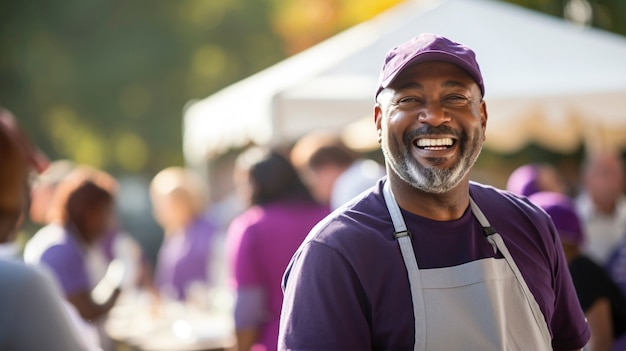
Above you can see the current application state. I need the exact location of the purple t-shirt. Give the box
[154,215,216,300]
[226,200,330,351]
[26,225,92,298]
[279,179,590,350]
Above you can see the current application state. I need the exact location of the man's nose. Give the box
[418,103,451,126]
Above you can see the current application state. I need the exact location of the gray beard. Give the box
[382,127,482,194]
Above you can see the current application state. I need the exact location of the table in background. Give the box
[106,288,235,351]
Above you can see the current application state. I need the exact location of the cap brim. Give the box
[381,51,484,96]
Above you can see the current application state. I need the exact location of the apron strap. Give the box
[382,181,425,351]
[469,199,498,254]
[469,198,552,346]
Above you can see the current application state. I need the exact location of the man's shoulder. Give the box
[469,181,548,221]
[470,181,556,246]
[469,181,510,198]
[470,181,534,206]
[305,188,391,247]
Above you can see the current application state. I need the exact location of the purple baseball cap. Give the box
[376,33,485,98]
[528,191,585,247]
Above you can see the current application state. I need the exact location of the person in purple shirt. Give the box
[24,166,122,350]
[150,166,217,301]
[226,147,329,351]
[24,166,122,321]
[279,33,590,350]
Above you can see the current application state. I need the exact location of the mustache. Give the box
[403,125,461,145]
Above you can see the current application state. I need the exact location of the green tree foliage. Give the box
[508,0,626,35]
[0,0,286,174]
[0,0,624,176]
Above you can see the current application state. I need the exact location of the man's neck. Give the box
[389,174,470,221]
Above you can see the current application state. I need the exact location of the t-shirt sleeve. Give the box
[279,241,371,350]
[40,245,91,297]
[233,287,266,329]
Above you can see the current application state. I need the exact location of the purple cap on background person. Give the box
[528,191,584,247]
[506,164,541,197]
[376,33,485,98]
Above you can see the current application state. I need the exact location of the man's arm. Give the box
[279,241,372,350]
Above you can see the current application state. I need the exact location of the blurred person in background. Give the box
[226,147,329,351]
[0,107,97,350]
[0,109,40,259]
[29,159,75,226]
[24,165,123,351]
[149,166,218,301]
[529,191,626,351]
[0,107,49,176]
[506,162,569,198]
[0,108,48,256]
[29,161,154,294]
[576,150,626,266]
[290,130,385,210]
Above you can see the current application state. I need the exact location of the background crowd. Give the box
[506,153,626,351]
[0,108,394,351]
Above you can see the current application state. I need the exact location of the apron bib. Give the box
[382,181,552,351]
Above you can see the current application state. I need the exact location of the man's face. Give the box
[375,61,487,193]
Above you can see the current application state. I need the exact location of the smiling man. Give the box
[278,33,590,351]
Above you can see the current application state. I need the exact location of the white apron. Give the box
[382,182,552,351]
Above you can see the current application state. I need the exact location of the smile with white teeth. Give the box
[415,137,455,150]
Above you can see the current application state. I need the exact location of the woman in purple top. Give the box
[23,166,122,351]
[226,147,329,351]
[150,166,216,300]
[24,167,121,321]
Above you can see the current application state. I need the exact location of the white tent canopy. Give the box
[183,0,626,167]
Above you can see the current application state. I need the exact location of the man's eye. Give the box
[395,97,422,108]
[443,95,470,106]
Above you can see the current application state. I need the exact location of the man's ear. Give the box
[480,100,488,142]
[374,104,383,144]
